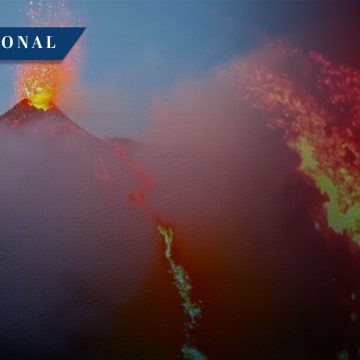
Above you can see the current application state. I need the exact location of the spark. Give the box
[229,44,360,247]
[16,0,79,111]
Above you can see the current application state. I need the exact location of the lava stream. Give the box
[112,144,207,360]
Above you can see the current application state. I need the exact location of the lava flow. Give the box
[229,44,360,247]
[14,1,206,357]
[113,144,207,360]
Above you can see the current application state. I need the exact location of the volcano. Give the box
[0,100,159,359]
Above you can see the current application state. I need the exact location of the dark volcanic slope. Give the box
[0,101,158,359]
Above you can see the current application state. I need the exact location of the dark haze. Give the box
[2,50,360,359]
[0,101,158,359]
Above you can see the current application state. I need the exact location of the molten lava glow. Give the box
[230,45,360,246]
[158,224,204,360]
[113,144,207,360]
[16,0,78,111]
[17,63,59,111]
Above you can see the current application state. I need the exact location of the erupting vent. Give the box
[230,45,360,247]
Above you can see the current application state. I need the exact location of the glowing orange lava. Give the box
[16,63,59,110]
[230,44,360,246]
[16,0,78,111]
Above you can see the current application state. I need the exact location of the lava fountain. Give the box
[16,0,78,111]
[229,43,360,247]
[12,1,207,358]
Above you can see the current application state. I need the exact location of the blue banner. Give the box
[0,27,85,61]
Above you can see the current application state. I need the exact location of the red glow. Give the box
[230,43,360,246]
